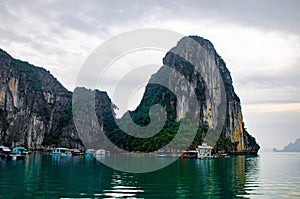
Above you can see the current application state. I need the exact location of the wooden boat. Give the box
[12,146,28,154]
[95,149,106,156]
[7,147,28,160]
[70,149,84,156]
[85,149,96,156]
[182,150,198,159]
[0,145,11,159]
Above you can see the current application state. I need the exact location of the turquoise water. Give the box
[0,152,299,198]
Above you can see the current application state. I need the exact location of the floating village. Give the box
[0,142,230,161]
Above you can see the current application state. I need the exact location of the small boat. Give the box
[50,148,71,156]
[0,145,11,159]
[182,150,198,159]
[12,147,27,154]
[95,149,106,156]
[70,149,84,156]
[85,149,96,156]
[7,147,28,160]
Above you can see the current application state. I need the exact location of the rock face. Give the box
[128,36,260,154]
[0,49,81,149]
[168,36,259,154]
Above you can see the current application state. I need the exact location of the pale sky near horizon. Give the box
[0,0,299,150]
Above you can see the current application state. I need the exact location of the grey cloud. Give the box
[29,0,161,34]
[49,0,300,35]
[2,0,299,41]
[178,0,300,33]
[235,68,300,104]
[1,0,300,92]
[238,69,300,89]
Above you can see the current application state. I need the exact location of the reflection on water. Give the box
[0,153,299,198]
[102,173,144,198]
[245,153,300,198]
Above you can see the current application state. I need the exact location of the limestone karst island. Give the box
[0,36,259,156]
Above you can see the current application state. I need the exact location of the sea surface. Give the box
[0,152,299,198]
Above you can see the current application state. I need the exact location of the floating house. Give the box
[6,147,28,160]
[198,143,213,159]
[12,147,28,154]
[50,148,71,156]
[95,149,106,156]
[85,149,96,156]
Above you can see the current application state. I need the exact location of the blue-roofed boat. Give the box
[85,149,96,157]
[12,147,27,154]
[50,148,71,156]
[7,146,28,160]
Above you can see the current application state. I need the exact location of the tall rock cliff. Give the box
[165,36,259,153]
[122,36,260,154]
[0,49,81,149]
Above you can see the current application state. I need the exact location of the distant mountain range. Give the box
[273,138,300,152]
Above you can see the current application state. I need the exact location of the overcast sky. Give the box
[1,0,299,149]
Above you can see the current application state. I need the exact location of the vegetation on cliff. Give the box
[0,48,79,149]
